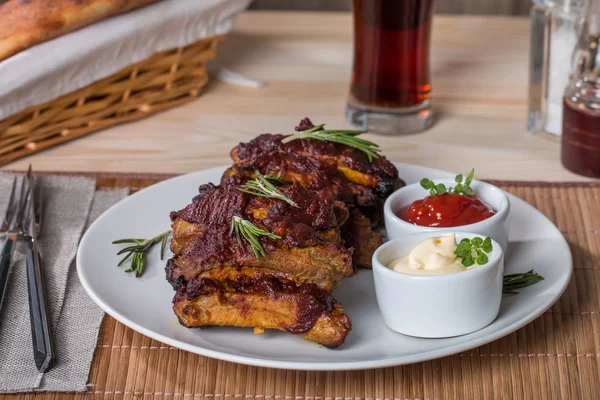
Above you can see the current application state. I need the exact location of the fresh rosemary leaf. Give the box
[239,170,298,207]
[281,123,381,162]
[112,238,143,244]
[304,124,325,133]
[160,233,169,259]
[117,251,133,267]
[113,230,171,277]
[230,216,281,258]
[116,245,141,255]
[262,171,287,184]
[503,269,544,295]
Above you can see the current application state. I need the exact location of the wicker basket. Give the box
[0,34,225,166]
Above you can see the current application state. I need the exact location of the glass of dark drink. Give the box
[346,0,434,134]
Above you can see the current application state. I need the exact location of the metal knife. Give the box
[24,169,54,372]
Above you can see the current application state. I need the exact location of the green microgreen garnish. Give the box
[502,270,545,295]
[453,237,545,294]
[420,169,476,196]
[230,216,281,258]
[454,236,493,267]
[239,170,298,207]
[113,230,171,277]
[281,123,381,162]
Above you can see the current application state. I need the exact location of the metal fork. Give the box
[21,166,53,372]
[0,177,24,312]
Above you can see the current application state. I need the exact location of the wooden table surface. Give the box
[2,11,591,182]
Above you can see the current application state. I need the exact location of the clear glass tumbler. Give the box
[346,0,434,134]
[527,0,586,139]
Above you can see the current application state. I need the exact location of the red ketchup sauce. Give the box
[399,193,496,227]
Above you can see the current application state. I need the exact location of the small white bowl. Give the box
[384,179,510,250]
[372,232,504,338]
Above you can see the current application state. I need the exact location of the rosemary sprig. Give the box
[230,216,281,258]
[239,170,298,207]
[503,270,545,295]
[112,230,171,277]
[281,123,381,162]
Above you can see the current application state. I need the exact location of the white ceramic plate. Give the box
[77,163,572,371]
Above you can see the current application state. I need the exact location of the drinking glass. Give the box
[346,0,434,134]
[527,0,586,139]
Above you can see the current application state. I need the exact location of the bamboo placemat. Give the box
[1,172,598,400]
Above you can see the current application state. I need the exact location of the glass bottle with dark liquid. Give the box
[346,0,434,134]
[561,6,600,178]
[562,96,600,177]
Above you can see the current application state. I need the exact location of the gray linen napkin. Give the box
[0,174,95,391]
[0,174,127,392]
[39,189,129,391]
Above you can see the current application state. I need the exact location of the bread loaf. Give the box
[0,0,161,62]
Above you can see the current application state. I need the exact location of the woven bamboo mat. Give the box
[1,173,598,400]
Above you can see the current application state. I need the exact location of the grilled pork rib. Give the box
[173,275,352,348]
[167,119,402,347]
[341,209,384,269]
[167,179,354,347]
[229,118,400,222]
[167,182,354,292]
[227,118,401,268]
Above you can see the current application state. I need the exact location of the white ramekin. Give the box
[383,179,510,250]
[372,232,504,338]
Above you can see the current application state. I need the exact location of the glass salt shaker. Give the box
[527,0,586,139]
[561,1,600,178]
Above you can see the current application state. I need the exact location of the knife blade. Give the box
[24,168,54,372]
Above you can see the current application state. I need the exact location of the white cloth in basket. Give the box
[0,0,251,121]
